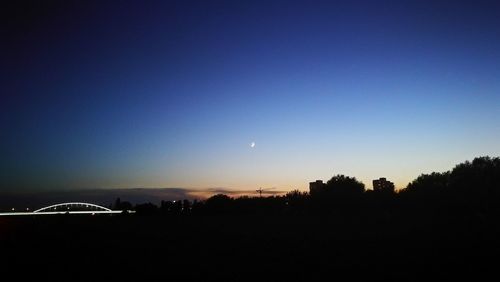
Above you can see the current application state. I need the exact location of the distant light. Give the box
[11,208,15,211]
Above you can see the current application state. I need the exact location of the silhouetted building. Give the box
[309,180,325,195]
[372,178,395,193]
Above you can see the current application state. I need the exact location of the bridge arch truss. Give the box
[33,202,112,213]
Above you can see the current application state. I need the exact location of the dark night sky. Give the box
[2,0,500,193]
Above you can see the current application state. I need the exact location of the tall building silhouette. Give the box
[372,178,395,193]
[309,180,325,195]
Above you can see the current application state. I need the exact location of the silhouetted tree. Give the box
[204,194,233,214]
[285,190,309,213]
[404,172,450,196]
[324,174,365,196]
[449,156,500,211]
[308,174,365,212]
[232,196,256,214]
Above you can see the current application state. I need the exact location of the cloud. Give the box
[188,188,286,199]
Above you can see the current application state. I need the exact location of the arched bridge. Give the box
[0,202,134,216]
[34,202,112,213]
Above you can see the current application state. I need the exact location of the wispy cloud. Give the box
[188,188,286,199]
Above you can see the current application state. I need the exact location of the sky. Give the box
[2,0,500,193]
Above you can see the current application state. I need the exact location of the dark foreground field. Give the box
[2,212,500,281]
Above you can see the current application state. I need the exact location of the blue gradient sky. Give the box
[2,0,500,192]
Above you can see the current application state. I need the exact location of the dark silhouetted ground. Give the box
[2,211,499,281]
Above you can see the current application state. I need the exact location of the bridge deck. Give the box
[0,210,134,216]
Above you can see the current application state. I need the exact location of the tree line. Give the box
[116,156,500,216]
